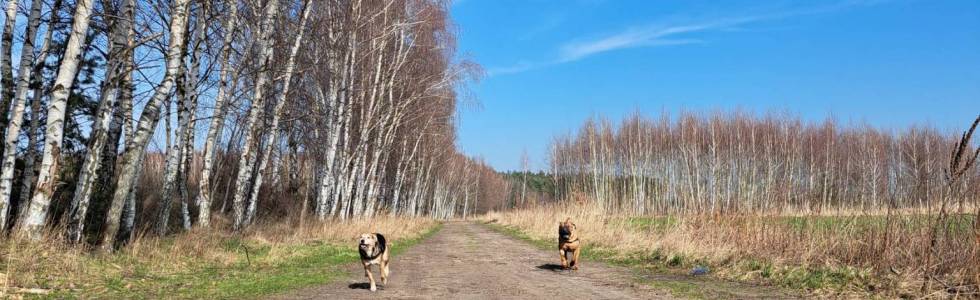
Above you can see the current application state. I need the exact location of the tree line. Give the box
[0,0,508,250]
[549,111,979,215]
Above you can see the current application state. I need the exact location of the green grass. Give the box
[778,214,976,235]
[647,280,704,299]
[40,224,443,299]
[618,216,679,233]
[621,213,976,237]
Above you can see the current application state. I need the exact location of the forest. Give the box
[0,0,510,248]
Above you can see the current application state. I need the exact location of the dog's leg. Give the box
[559,248,568,269]
[364,264,377,291]
[381,259,389,285]
[571,248,580,270]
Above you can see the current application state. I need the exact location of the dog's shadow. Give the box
[537,263,567,272]
[348,283,380,290]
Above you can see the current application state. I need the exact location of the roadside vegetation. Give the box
[485,205,976,298]
[489,113,980,298]
[1,217,439,298]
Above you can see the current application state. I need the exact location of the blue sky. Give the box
[450,0,980,171]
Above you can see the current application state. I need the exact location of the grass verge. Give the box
[2,218,441,299]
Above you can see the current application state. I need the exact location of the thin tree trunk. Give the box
[0,0,42,231]
[156,74,181,235]
[0,0,18,140]
[101,0,191,250]
[17,0,97,239]
[157,0,203,235]
[94,0,136,238]
[196,0,238,228]
[65,0,135,242]
[115,138,143,244]
[17,0,61,218]
[231,0,280,230]
[178,1,208,232]
[244,0,313,226]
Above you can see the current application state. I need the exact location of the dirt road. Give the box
[274,221,800,299]
[274,221,673,299]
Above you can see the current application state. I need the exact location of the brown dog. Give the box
[358,233,390,291]
[558,218,581,270]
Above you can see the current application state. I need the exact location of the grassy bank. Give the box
[484,205,979,298]
[1,218,440,299]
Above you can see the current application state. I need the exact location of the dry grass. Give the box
[0,217,438,299]
[484,203,979,298]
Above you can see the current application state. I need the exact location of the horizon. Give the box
[451,0,980,172]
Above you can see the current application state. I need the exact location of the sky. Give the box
[449,0,980,172]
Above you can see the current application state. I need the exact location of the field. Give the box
[0,217,439,299]
[484,204,979,298]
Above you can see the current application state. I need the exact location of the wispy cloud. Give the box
[487,62,548,76]
[489,0,890,76]
[557,16,759,63]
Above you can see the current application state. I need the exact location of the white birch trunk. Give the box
[101,0,191,250]
[0,0,18,135]
[17,0,60,216]
[17,0,96,239]
[196,0,239,228]
[231,0,279,230]
[244,0,313,226]
[115,144,143,244]
[65,0,134,242]
[155,52,187,235]
[178,1,208,231]
[94,0,136,228]
[0,0,41,231]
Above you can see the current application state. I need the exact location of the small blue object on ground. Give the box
[690,266,709,276]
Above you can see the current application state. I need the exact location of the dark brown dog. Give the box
[558,218,581,270]
[358,233,390,291]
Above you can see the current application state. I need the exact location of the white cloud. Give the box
[557,15,763,63]
[488,0,892,76]
[486,62,546,76]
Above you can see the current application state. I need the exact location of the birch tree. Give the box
[0,0,42,231]
[17,0,98,239]
[101,0,192,249]
[65,0,136,243]
[0,0,18,138]
[155,0,201,235]
[0,0,508,244]
[244,0,313,226]
[18,0,63,217]
[230,0,280,230]
[196,0,239,228]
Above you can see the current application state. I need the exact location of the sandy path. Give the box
[273,221,673,299]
